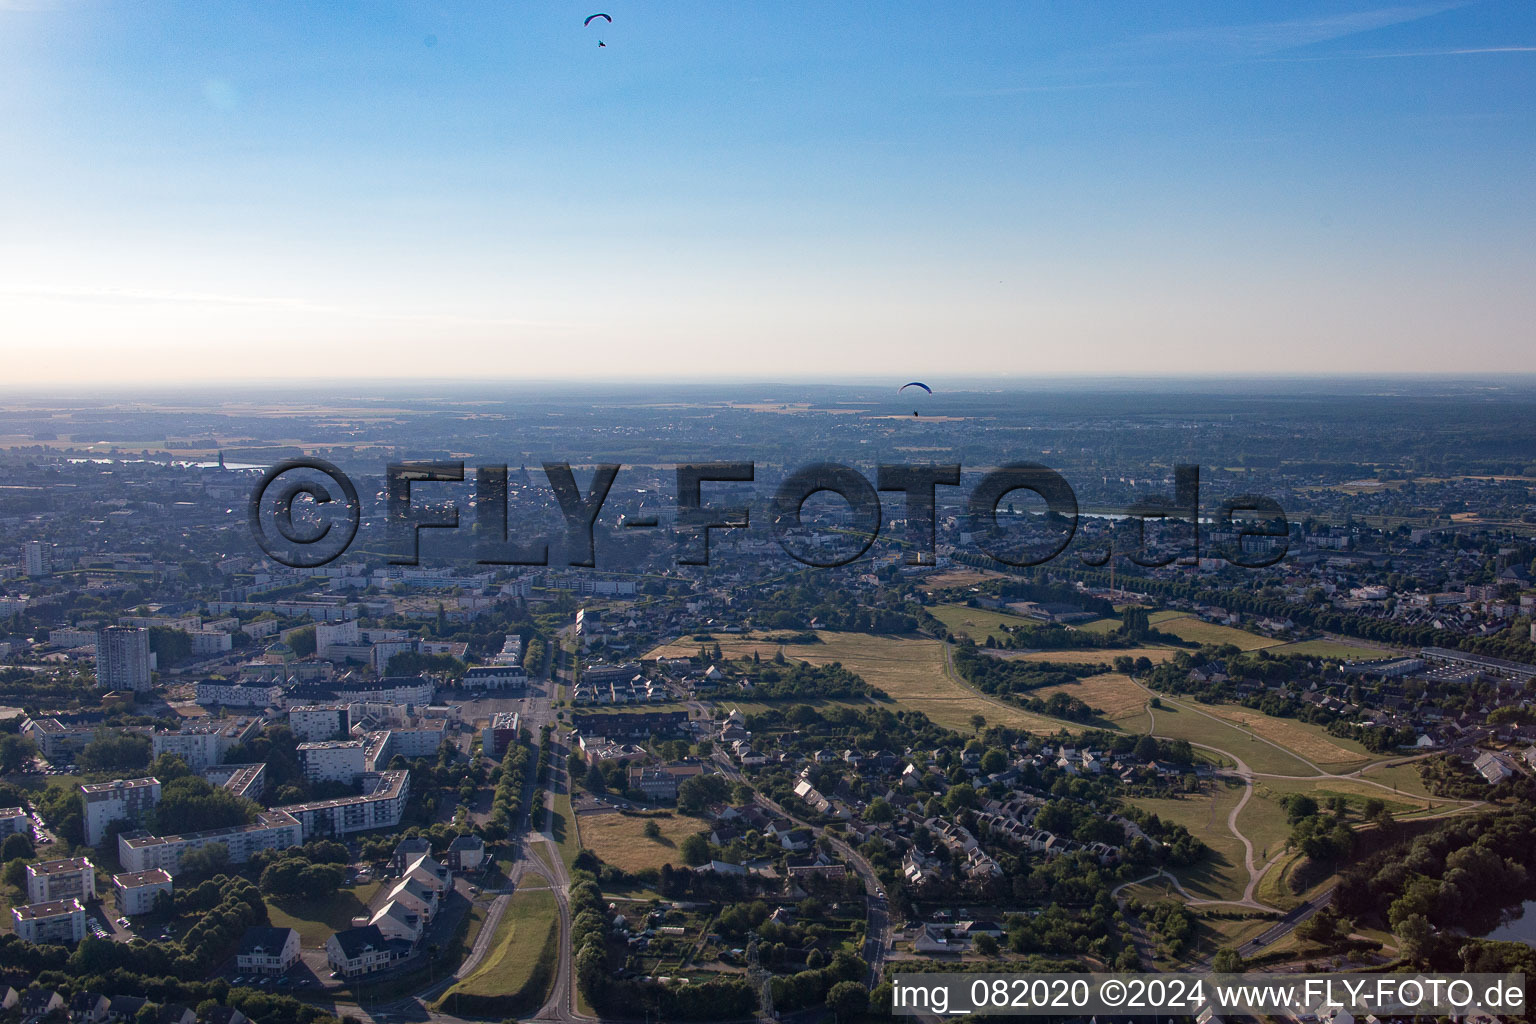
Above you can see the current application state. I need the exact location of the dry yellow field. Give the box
[1176,699,1373,770]
[1030,672,1150,724]
[577,812,709,873]
[920,569,1005,590]
[994,647,1177,666]
[647,630,1093,734]
[1152,615,1283,651]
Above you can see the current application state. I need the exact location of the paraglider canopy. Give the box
[899,381,933,394]
[584,13,611,25]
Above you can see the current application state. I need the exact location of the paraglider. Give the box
[585,12,610,46]
[900,381,932,416]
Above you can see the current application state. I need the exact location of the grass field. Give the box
[1130,783,1251,902]
[549,790,582,873]
[436,887,558,1014]
[1268,638,1398,659]
[1075,617,1123,635]
[1152,615,1283,651]
[580,811,709,873]
[1181,700,1373,771]
[928,603,1039,642]
[1253,775,1435,815]
[266,881,381,946]
[1145,700,1318,776]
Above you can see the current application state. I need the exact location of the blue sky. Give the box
[1,1,1532,383]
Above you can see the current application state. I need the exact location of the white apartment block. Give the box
[189,631,233,656]
[117,810,303,875]
[26,857,97,904]
[47,628,97,650]
[0,807,31,840]
[81,777,162,847]
[288,704,348,741]
[22,540,53,577]
[97,626,152,692]
[112,869,172,916]
[276,770,409,837]
[194,681,280,708]
[203,763,267,801]
[150,718,260,772]
[298,740,367,784]
[314,620,360,660]
[13,899,86,944]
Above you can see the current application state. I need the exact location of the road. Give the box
[327,638,583,1024]
[1238,886,1337,958]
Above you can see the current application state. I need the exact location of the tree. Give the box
[826,981,869,1023]
[1211,947,1245,972]
[79,730,152,772]
[681,832,709,866]
[973,933,999,957]
[643,820,662,840]
[3,856,27,890]
[289,627,317,658]
[0,832,33,862]
[584,761,607,794]
[0,734,37,773]
[969,713,986,731]
[677,773,730,814]
[148,752,193,781]
[943,783,977,814]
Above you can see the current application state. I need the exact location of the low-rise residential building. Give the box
[112,869,172,916]
[446,834,485,872]
[26,857,97,904]
[326,924,406,978]
[236,926,301,975]
[461,665,526,690]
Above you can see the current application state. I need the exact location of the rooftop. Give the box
[14,898,84,919]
